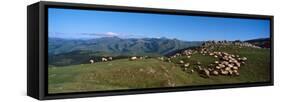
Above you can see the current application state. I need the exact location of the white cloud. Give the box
[105,32,119,36]
[49,31,149,39]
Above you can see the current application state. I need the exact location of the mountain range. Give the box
[48,37,203,57]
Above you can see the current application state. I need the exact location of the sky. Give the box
[48,8,270,41]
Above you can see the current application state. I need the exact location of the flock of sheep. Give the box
[170,48,248,78]
[88,41,260,78]
[203,40,261,49]
[163,41,261,78]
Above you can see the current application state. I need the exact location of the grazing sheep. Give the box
[225,67,231,71]
[233,70,238,73]
[232,66,238,70]
[130,56,137,61]
[108,57,113,61]
[208,68,213,71]
[212,70,219,76]
[242,57,247,61]
[102,57,108,62]
[222,61,229,65]
[179,60,184,64]
[175,53,181,57]
[166,58,171,62]
[190,69,194,73]
[238,58,242,61]
[158,57,164,61]
[228,70,233,75]
[235,62,241,67]
[234,71,240,76]
[183,63,190,67]
[227,64,234,68]
[197,61,201,65]
[89,59,94,64]
[203,69,210,77]
[208,64,214,67]
[215,66,221,69]
[199,69,210,78]
[144,56,148,59]
[218,64,225,68]
[220,70,229,75]
[214,61,219,64]
[197,66,203,70]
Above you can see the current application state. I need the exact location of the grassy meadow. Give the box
[48,45,270,94]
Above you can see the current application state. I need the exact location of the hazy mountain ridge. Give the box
[48,37,203,56]
[245,38,270,48]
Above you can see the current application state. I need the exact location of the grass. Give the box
[48,45,270,94]
[48,59,193,93]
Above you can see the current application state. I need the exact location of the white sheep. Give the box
[212,70,219,75]
[130,56,137,61]
[179,60,184,64]
[102,57,108,62]
[89,59,94,64]
[108,57,113,61]
[184,63,190,67]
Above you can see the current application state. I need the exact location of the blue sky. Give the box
[48,8,270,41]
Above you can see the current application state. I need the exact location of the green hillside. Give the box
[48,45,270,94]
[48,59,192,93]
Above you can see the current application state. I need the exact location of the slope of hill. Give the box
[48,45,270,94]
[48,59,192,93]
